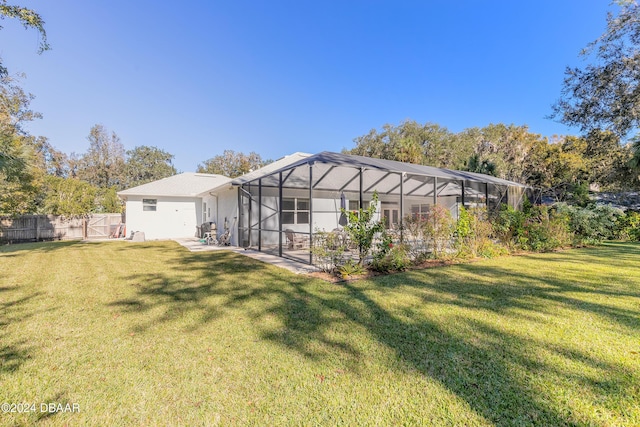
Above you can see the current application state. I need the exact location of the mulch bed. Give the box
[306,257,471,283]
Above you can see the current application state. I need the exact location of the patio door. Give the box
[383,208,400,229]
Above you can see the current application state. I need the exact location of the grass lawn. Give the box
[1,240,639,426]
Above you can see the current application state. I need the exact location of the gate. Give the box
[86,214,123,239]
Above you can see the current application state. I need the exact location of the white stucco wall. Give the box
[125,196,202,240]
[208,185,239,246]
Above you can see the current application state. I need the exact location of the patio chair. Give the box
[218,228,231,246]
[285,229,308,250]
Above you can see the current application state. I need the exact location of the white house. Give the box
[117,153,312,244]
[117,172,233,241]
[119,151,527,266]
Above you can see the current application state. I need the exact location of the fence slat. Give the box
[0,214,124,243]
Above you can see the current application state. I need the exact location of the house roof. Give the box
[117,173,232,198]
[231,151,527,189]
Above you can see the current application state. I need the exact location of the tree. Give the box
[341,191,385,267]
[0,134,38,214]
[77,124,126,189]
[96,186,123,213]
[347,120,471,169]
[551,1,640,138]
[197,150,268,178]
[465,154,496,176]
[39,176,97,216]
[450,124,548,183]
[0,1,49,76]
[125,145,176,187]
[343,120,473,169]
[629,136,640,169]
[0,75,40,214]
[29,136,68,177]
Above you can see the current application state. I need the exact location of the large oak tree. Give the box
[551,1,640,138]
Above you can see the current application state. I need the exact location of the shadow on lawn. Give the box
[516,242,640,274]
[108,242,639,426]
[402,260,640,331]
[0,240,87,254]
[0,290,42,373]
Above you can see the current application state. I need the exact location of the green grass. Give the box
[1,240,639,426]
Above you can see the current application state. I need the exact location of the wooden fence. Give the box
[0,214,125,243]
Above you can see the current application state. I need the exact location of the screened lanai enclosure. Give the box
[234,152,527,265]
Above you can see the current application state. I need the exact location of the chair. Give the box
[285,229,308,249]
[201,222,219,245]
[218,229,231,246]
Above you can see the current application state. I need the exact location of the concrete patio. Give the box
[173,238,319,275]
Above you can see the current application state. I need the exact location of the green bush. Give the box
[492,204,527,250]
[342,191,385,266]
[615,210,640,241]
[521,205,572,252]
[555,203,624,245]
[370,243,411,272]
[338,259,366,279]
[455,207,495,258]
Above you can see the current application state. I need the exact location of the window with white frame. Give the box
[143,199,157,212]
[411,204,430,220]
[282,198,309,224]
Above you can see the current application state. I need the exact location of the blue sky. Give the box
[0,1,616,172]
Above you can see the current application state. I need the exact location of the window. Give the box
[282,198,309,224]
[348,199,373,211]
[143,199,157,212]
[411,204,430,220]
[203,202,207,221]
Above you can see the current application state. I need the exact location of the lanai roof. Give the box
[231,151,526,197]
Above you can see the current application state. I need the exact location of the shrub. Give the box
[455,207,495,258]
[556,203,624,245]
[371,243,411,272]
[338,259,366,279]
[423,205,456,258]
[311,230,347,273]
[342,191,385,266]
[521,205,571,252]
[615,210,640,241]
[492,204,526,250]
[402,205,455,261]
[402,214,428,260]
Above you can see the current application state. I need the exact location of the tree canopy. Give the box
[125,145,177,188]
[346,119,638,201]
[551,1,640,138]
[77,124,126,190]
[0,75,40,214]
[197,150,269,178]
[0,1,49,76]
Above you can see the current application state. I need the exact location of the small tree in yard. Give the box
[342,191,384,267]
[423,205,456,258]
